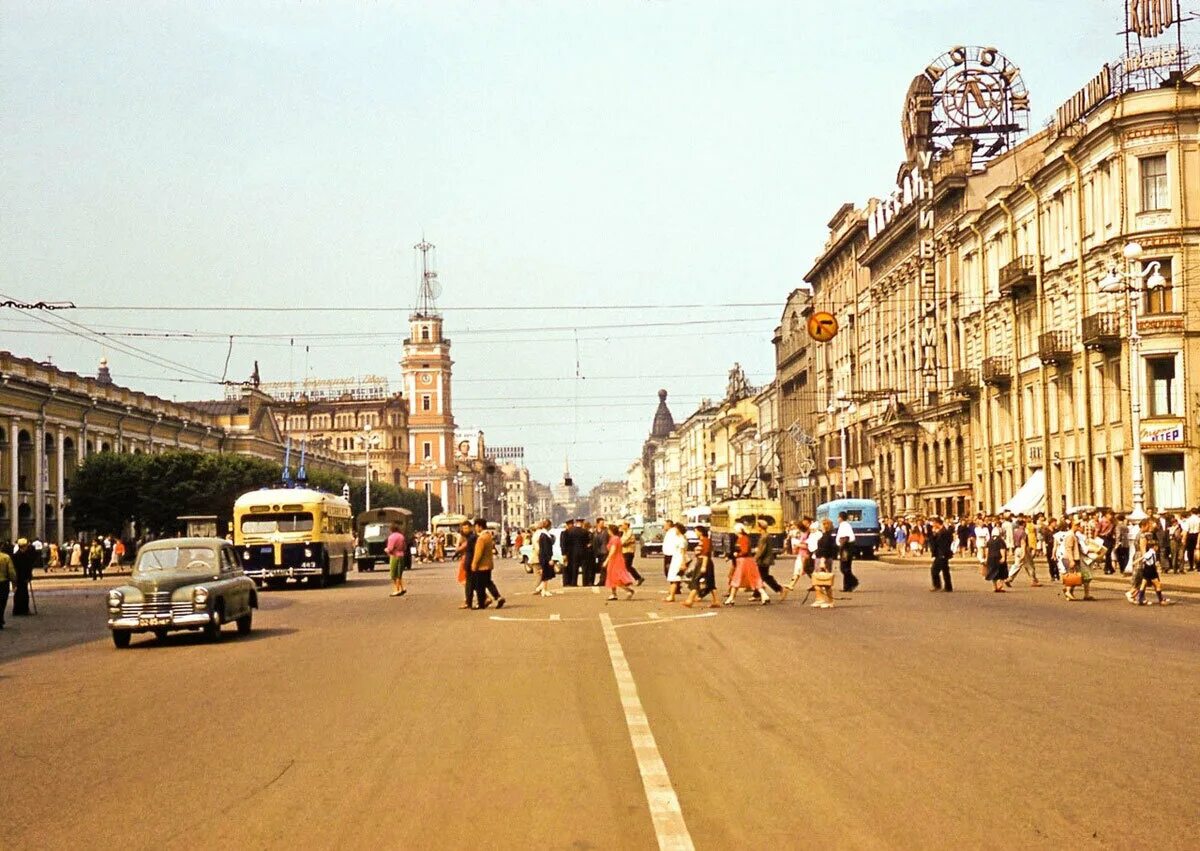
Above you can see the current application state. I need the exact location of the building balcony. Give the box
[951,368,979,395]
[998,255,1037,297]
[981,356,1012,386]
[1081,311,1122,351]
[1037,330,1073,366]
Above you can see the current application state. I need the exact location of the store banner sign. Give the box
[1141,423,1185,446]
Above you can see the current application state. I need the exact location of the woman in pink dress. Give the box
[604,524,636,600]
[724,523,764,605]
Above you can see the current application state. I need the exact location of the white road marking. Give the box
[648,611,661,620]
[614,612,719,629]
[488,615,582,623]
[599,612,694,851]
[549,613,561,621]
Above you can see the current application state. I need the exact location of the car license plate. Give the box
[270,569,287,577]
[138,616,171,627]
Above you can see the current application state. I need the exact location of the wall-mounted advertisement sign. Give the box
[1141,422,1185,446]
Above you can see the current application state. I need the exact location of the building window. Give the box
[1149,454,1185,510]
[1146,355,1178,416]
[1090,363,1105,426]
[423,441,432,460]
[1142,257,1173,314]
[421,394,431,412]
[421,326,430,341]
[1108,358,1123,424]
[1139,154,1168,212]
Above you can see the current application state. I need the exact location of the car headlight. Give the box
[192,587,209,607]
[242,551,250,561]
[107,590,123,609]
[304,547,313,558]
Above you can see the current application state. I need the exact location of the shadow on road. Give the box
[123,626,299,649]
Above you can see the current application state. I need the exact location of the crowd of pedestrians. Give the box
[875,507,1200,604]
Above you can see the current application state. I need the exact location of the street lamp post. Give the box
[422,460,436,534]
[356,424,380,512]
[827,396,857,500]
[1098,242,1166,522]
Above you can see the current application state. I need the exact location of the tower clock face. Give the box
[420,373,433,385]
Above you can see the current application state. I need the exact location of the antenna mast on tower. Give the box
[413,238,442,317]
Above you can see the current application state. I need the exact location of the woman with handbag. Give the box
[1061,520,1094,601]
[810,518,837,608]
[724,523,769,606]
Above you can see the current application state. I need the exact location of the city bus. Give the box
[233,487,354,588]
[708,498,784,557]
[815,498,881,558]
[354,506,414,572]
[430,512,469,559]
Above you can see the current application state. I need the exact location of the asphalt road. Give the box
[3,557,1198,850]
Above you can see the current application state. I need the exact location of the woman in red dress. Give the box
[604,524,636,600]
[725,523,766,605]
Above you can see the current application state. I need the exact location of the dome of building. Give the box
[650,389,674,438]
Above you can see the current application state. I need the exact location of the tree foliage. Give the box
[68,451,440,537]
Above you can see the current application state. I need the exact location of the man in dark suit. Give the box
[560,519,582,587]
[589,517,610,587]
[929,516,954,592]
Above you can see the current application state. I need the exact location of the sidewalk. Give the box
[30,567,132,592]
[873,552,1200,596]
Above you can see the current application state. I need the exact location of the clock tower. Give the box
[401,239,458,516]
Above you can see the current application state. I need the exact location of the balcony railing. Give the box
[951,368,980,395]
[1037,330,1073,365]
[998,255,1037,297]
[1081,311,1122,351]
[982,355,1012,386]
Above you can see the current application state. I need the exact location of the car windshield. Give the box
[240,512,314,535]
[136,547,219,572]
[363,523,388,539]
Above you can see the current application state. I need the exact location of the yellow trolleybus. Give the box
[233,487,354,588]
[708,498,785,558]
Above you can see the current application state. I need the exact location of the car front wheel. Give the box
[112,630,131,649]
[203,609,222,642]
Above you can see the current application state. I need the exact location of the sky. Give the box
[1,0,1133,490]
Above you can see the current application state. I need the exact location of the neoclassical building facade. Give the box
[0,351,352,543]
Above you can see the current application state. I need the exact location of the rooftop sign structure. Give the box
[903,46,1030,170]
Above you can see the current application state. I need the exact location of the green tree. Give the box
[69,450,439,536]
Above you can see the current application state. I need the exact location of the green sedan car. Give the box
[107,537,258,649]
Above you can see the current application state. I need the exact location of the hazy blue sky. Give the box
[2,1,1126,489]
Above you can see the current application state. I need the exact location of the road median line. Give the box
[599,612,694,851]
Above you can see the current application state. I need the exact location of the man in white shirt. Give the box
[661,521,682,580]
[836,511,859,592]
[1183,508,1200,572]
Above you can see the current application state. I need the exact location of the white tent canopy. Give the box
[999,469,1045,515]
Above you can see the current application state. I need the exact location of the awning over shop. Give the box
[999,469,1045,516]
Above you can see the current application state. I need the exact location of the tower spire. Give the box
[413,238,441,317]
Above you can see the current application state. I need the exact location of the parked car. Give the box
[639,522,665,558]
[107,537,257,649]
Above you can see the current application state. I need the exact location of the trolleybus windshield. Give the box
[240,512,314,534]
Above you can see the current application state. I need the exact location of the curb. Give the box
[872,556,1200,597]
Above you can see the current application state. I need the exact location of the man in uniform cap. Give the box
[11,538,38,616]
